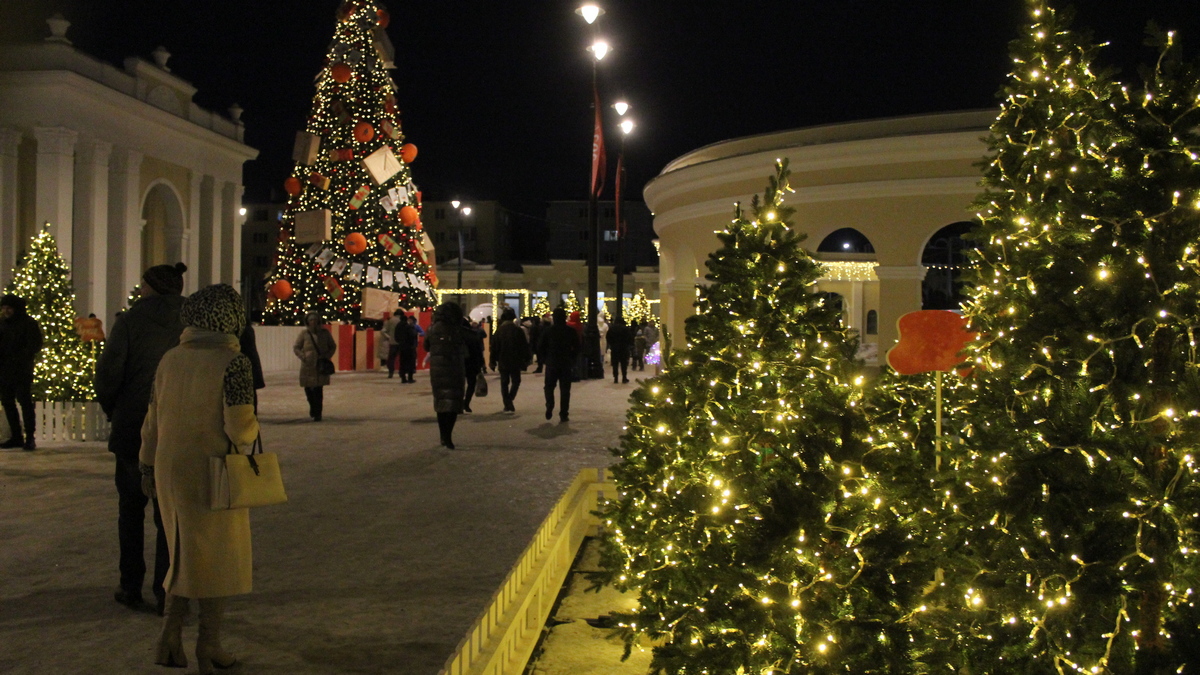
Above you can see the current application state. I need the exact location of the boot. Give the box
[155,594,189,668]
[196,597,237,673]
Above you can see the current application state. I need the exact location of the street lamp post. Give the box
[451,200,471,302]
[613,103,633,324]
[578,3,608,379]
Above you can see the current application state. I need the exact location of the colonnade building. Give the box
[0,16,257,326]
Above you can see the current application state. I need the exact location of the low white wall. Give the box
[253,325,305,373]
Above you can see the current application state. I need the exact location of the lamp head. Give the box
[620,119,634,135]
[590,39,610,61]
[462,206,472,216]
[612,101,629,116]
[451,200,460,209]
[575,4,603,24]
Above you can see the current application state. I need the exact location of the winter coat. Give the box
[540,322,580,370]
[607,324,633,359]
[490,318,532,371]
[239,323,266,390]
[380,315,400,352]
[293,327,336,388]
[140,327,259,598]
[0,308,43,393]
[463,322,486,373]
[425,307,467,413]
[94,294,185,461]
[395,321,418,352]
[566,311,584,339]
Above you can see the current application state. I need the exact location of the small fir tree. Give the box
[264,0,434,326]
[5,229,95,401]
[595,162,920,674]
[890,3,1200,671]
[531,296,551,318]
[624,288,655,326]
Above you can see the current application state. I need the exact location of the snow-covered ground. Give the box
[0,368,639,674]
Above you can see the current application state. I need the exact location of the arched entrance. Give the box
[921,221,977,310]
[141,182,184,269]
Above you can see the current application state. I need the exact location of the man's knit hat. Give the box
[143,262,187,295]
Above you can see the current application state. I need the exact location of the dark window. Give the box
[253,256,268,267]
[817,228,875,254]
[435,208,445,219]
[921,221,978,310]
[579,230,589,241]
[251,232,269,244]
[604,206,614,217]
[866,310,878,335]
[253,209,268,220]
[579,208,588,218]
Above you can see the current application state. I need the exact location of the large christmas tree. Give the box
[595,162,923,673]
[4,229,95,401]
[889,2,1200,671]
[264,0,435,325]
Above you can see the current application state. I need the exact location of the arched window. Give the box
[921,221,977,310]
[865,310,878,335]
[817,228,875,254]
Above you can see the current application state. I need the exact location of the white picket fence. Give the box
[0,401,110,444]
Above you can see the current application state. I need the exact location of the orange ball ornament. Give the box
[399,205,420,226]
[283,177,302,196]
[344,232,367,254]
[377,8,390,28]
[270,279,293,301]
[400,143,418,163]
[353,122,375,143]
[331,63,352,83]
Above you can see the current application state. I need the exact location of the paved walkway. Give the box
[0,367,641,674]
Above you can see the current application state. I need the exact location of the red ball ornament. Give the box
[377,8,390,28]
[270,279,293,301]
[353,122,375,143]
[400,143,418,163]
[344,232,367,254]
[283,177,302,196]
[399,205,419,226]
[331,63,352,83]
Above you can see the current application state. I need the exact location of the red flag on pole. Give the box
[615,151,624,236]
[590,84,607,197]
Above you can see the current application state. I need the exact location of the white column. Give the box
[107,148,143,326]
[33,126,79,261]
[0,128,20,289]
[198,175,216,286]
[219,181,237,284]
[874,265,928,356]
[846,280,864,333]
[73,139,112,319]
[184,171,202,294]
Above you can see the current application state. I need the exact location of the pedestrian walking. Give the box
[293,312,336,421]
[239,321,266,411]
[490,307,531,412]
[607,318,633,384]
[139,283,258,673]
[532,313,549,373]
[380,309,402,377]
[632,321,647,371]
[0,294,44,450]
[94,262,186,616]
[395,314,419,383]
[461,318,486,413]
[540,307,580,423]
[426,302,466,448]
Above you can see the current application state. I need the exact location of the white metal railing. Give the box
[439,467,616,675]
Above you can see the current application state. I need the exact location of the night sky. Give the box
[3,1,1200,214]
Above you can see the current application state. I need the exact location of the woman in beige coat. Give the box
[140,284,258,674]
[293,311,336,421]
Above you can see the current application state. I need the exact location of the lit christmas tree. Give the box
[561,290,581,315]
[888,3,1200,671]
[531,296,551,318]
[4,228,95,401]
[595,162,920,673]
[624,288,654,326]
[263,0,434,325]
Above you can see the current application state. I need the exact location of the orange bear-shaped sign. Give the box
[886,310,976,375]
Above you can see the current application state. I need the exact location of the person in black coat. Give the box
[94,262,186,615]
[538,307,580,423]
[0,294,43,450]
[425,302,466,448]
[607,318,633,384]
[528,315,545,373]
[395,314,419,383]
[461,318,487,413]
[490,308,532,412]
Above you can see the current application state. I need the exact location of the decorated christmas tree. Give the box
[263,0,435,325]
[4,229,95,401]
[888,3,1200,671]
[531,296,551,318]
[561,290,581,315]
[623,288,654,326]
[595,162,921,673]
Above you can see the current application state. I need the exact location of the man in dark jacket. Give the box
[490,308,531,412]
[94,262,186,615]
[461,319,486,413]
[0,294,43,450]
[607,318,633,384]
[539,307,580,422]
[395,314,419,383]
